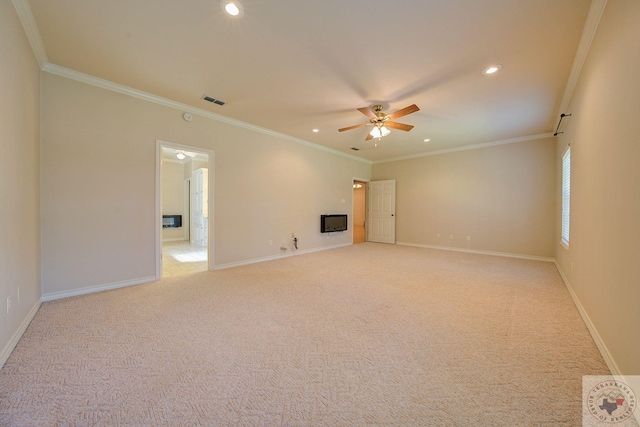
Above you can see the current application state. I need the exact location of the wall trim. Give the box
[15,0,606,166]
[0,299,41,369]
[554,0,608,119]
[41,276,156,302]
[41,64,371,165]
[397,241,555,262]
[373,133,554,164]
[38,61,560,168]
[554,261,621,376]
[162,237,187,242]
[11,0,49,69]
[214,243,352,270]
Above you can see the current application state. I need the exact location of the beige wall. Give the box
[0,2,42,365]
[372,138,556,258]
[555,1,640,375]
[161,161,186,241]
[41,73,370,294]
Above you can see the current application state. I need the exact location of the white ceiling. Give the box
[27,0,591,162]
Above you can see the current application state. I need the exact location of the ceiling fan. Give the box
[338,104,420,141]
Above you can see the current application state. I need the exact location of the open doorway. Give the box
[156,140,213,279]
[353,179,368,244]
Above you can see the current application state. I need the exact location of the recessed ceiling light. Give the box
[483,65,502,75]
[222,1,243,17]
[312,129,319,133]
[423,138,430,142]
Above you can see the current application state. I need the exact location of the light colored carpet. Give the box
[0,243,610,426]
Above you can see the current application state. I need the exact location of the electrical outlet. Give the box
[467,236,471,241]
[269,240,273,246]
[6,297,11,314]
[436,233,440,238]
[291,232,295,238]
[449,234,453,239]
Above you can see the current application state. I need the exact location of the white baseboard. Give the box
[556,263,640,424]
[0,299,41,369]
[42,276,157,302]
[214,243,352,270]
[396,241,555,262]
[554,261,621,376]
[162,237,187,242]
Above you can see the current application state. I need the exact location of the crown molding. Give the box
[554,0,608,119]
[12,0,49,69]
[39,66,552,167]
[372,133,554,165]
[13,0,606,167]
[41,64,371,165]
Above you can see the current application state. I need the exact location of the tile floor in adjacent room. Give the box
[162,240,208,277]
[164,229,363,278]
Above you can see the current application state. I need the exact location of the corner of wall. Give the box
[553,261,621,376]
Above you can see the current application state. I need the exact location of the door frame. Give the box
[155,140,215,279]
[352,177,370,244]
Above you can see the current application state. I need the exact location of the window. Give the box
[561,147,571,247]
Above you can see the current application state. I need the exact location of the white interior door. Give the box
[192,168,208,247]
[367,180,396,244]
[190,176,196,243]
[183,179,190,241]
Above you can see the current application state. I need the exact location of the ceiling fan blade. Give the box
[365,132,374,141]
[387,104,420,120]
[357,107,377,120]
[338,123,368,132]
[385,121,414,131]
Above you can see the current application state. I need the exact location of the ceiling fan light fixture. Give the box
[369,125,390,138]
[339,104,418,141]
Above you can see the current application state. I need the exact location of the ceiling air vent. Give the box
[350,147,360,151]
[202,95,226,106]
